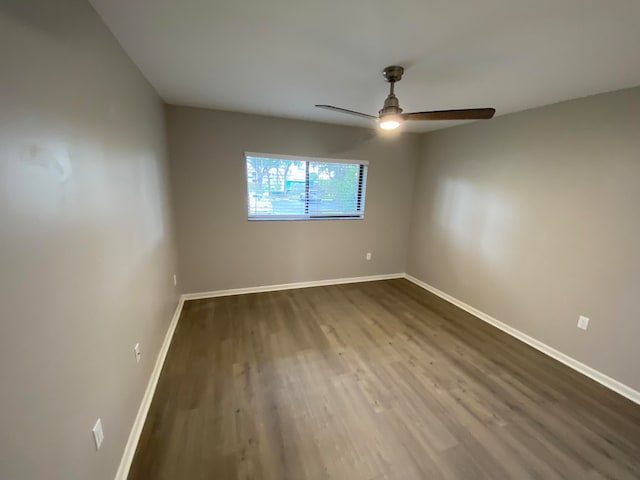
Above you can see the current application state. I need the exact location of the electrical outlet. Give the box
[366,252,372,261]
[134,343,141,363]
[577,315,590,331]
[92,418,104,450]
[173,274,177,287]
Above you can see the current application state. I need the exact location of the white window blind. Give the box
[245,153,368,220]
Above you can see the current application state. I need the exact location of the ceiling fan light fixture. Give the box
[379,116,402,130]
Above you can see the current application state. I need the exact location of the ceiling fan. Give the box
[316,65,495,130]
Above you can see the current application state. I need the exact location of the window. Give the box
[245,152,368,220]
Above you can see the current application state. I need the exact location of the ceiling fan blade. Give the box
[402,108,496,121]
[315,105,377,120]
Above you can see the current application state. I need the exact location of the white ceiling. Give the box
[90,0,640,132]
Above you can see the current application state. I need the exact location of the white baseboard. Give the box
[181,272,405,301]
[404,273,640,406]
[114,296,185,480]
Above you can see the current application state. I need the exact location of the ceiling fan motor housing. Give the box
[379,94,403,118]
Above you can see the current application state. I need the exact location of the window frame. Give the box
[245,152,369,221]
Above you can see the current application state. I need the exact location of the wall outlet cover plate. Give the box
[577,315,590,330]
[92,418,104,450]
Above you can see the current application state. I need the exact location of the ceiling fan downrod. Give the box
[380,66,405,118]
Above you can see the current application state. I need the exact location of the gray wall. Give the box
[408,87,640,391]
[0,1,178,479]
[167,106,418,293]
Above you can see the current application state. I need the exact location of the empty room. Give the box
[2,0,640,479]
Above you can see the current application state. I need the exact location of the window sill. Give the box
[248,215,364,221]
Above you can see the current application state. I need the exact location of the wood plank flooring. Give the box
[128,279,640,480]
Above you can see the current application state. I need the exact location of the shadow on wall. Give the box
[0,1,82,39]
